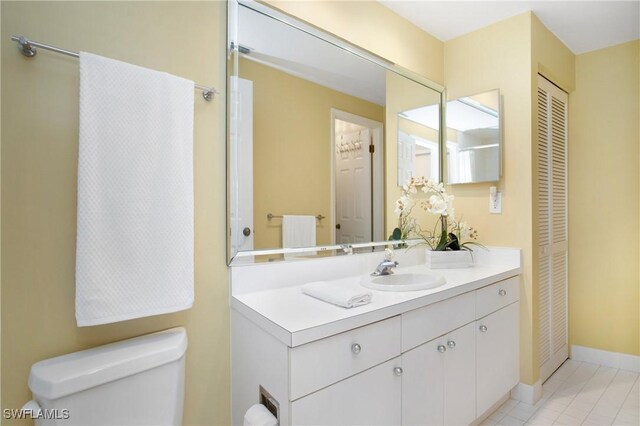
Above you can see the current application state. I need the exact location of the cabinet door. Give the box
[476,302,520,416]
[401,336,446,425]
[444,322,476,426]
[290,357,401,425]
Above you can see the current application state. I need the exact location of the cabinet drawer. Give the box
[476,276,519,319]
[402,291,475,352]
[290,357,402,425]
[289,316,401,400]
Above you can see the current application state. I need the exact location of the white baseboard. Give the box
[571,345,640,372]
[511,379,542,405]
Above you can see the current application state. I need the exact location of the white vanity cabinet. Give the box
[402,322,476,425]
[400,276,519,426]
[230,251,522,426]
[290,357,402,425]
[288,316,402,425]
[476,302,520,415]
[475,277,521,416]
[289,316,401,401]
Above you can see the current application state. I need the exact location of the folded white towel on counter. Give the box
[302,281,372,308]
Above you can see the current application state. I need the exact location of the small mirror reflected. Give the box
[397,104,440,185]
[446,89,501,184]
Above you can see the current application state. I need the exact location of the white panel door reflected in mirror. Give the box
[446,90,501,184]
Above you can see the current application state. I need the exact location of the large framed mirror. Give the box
[227,0,445,263]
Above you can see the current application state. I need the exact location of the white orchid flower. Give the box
[400,195,413,209]
[448,207,456,221]
[427,195,448,215]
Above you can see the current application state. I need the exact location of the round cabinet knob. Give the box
[394,367,403,376]
[447,340,456,349]
[351,343,362,354]
[479,325,488,332]
[242,227,251,237]
[437,344,447,353]
[498,289,507,296]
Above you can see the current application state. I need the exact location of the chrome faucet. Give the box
[371,248,399,276]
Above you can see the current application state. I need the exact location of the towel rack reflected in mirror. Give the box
[10,35,219,101]
[267,213,326,221]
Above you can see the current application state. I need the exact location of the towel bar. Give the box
[10,35,218,101]
[267,213,325,221]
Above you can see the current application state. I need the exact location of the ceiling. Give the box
[379,1,640,54]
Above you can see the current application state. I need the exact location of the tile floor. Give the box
[482,360,639,426]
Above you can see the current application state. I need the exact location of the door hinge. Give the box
[369,144,375,154]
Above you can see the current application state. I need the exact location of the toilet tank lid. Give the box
[28,327,187,400]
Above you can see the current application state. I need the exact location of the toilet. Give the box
[22,327,187,425]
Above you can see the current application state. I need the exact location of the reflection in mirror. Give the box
[397,104,440,185]
[228,1,444,262]
[446,90,501,184]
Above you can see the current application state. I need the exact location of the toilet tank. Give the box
[25,327,187,425]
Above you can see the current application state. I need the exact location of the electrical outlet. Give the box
[489,187,502,214]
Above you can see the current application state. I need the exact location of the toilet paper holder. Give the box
[259,385,279,424]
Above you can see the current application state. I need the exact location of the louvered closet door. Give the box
[537,75,569,382]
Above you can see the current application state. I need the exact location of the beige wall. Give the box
[531,14,576,93]
[1,2,229,425]
[444,12,537,384]
[239,59,384,249]
[568,40,640,356]
[529,14,576,385]
[444,11,578,385]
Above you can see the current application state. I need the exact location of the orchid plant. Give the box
[390,176,482,252]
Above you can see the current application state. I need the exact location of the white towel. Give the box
[76,52,194,326]
[283,215,316,259]
[302,281,372,308]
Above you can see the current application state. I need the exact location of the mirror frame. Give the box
[227,0,446,264]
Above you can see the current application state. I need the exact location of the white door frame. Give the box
[330,109,384,244]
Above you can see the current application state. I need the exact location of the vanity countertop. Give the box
[230,247,521,347]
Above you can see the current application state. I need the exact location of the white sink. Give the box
[361,271,446,292]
